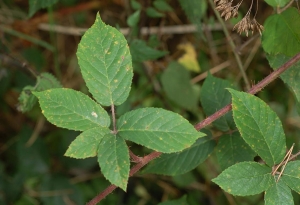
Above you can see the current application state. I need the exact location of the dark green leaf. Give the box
[264,178,293,205]
[29,0,58,17]
[146,7,164,18]
[229,89,286,166]
[161,62,199,111]
[212,162,273,196]
[65,126,111,159]
[130,39,168,62]
[158,195,189,205]
[266,54,300,103]
[143,130,214,175]
[216,132,256,170]
[130,0,141,10]
[117,108,205,153]
[153,0,173,12]
[77,13,133,106]
[262,7,300,56]
[282,161,300,193]
[200,74,235,131]
[98,134,130,191]
[34,88,110,131]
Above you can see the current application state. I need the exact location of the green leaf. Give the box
[130,0,141,10]
[153,0,173,12]
[264,0,290,7]
[34,88,110,131]
[264,178,294,205]
[117,108,205,153]
[36,73,62,90]
[130,39,168,62]
[65,126,110,159]
[282,161,300,193]
[146,7,164,18]
[229,89,286,166]
[200,74,236,131]
[77,13,133,106]
[142,131,215,175]
[216,132,256,170]
[18,85,37,112]
[212,162,273,196]
[127,10,140,27]
[262,7,300,56]
[29,0,58,17]
[97,134,130,191]
[266,54,300,103]
[161,62,199,111]
[158,195,189,205]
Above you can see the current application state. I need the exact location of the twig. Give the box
[277,0,295,13]
[276,144,294,182]
[88,52,300,204]
[38,23,233,36]
[208,0,251,90]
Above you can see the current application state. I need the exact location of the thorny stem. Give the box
[209,0,251,90]
[88,52,300,205]
[111,104,117,133]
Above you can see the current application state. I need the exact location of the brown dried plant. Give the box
[214,0,264,36]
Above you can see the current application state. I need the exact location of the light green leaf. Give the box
[158,195,188,205]
[153,0,173,12]
[229,89,286,166]
[216,132,256,170]
[264,0,290,7]
[146,7,164,18]
[98,134,129,191]
[143,131,215,175]
[130,39,168,62]
[262,7,300,56]
[212,162,273,196]
[34,88,110,131]
[117,108,205,153]
[36,73,62,90]
[200,74,235,131]
[127,10,140,27]
[29,0,58,17]
[65,126,110,159]
[282,161,300,193]
[265,178,293,205]
[161,62,199,111]
[77,13,133,106]
[266,54,300,103]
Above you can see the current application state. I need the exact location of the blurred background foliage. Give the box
[1,0,300,204]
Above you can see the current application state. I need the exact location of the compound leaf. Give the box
[229,89,286,167]
[117,108,205,153]
[65,126,110,159]
[143,130,215,175]
[212,162,273,196]
[34,88,110,131]
[282,161,300,193]
[98,134,130,191]
[77,13,133,106]
[264,178,293,205]
[216,132,256,170]
[267,54,300,104]
[161,62,199,111]
[262,7,300,56]
[200,74,235,131]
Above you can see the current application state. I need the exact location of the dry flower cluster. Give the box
[214,0,264,36]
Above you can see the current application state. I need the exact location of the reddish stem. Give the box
[88,52,300,205]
